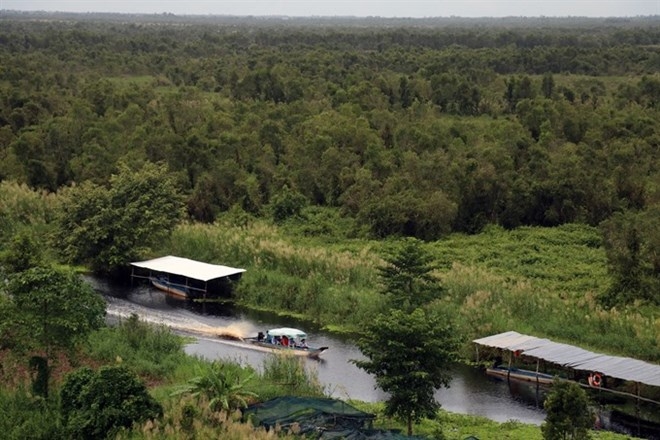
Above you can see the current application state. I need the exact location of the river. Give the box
[88,276,659,438]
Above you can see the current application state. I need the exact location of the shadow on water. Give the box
[86,275,659,438]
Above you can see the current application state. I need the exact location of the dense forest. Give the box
[1,13,658,226]
[1,12,658,304]
[0,12,659,439]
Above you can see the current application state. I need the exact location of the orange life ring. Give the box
[589,373,602,387]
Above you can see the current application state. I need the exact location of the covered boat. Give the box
[243,327,328,359]
[130,255,245,300]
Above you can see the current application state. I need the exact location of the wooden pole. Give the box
[533,358,542,406]
[636,382,641,438]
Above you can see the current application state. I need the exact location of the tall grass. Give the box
[116,397,298,440]
[350,402,632,440]
[156,218,658,362]
[258,354,325,400]
[161,220,384,328]
[0,387,63,440]
[86,314,188,379]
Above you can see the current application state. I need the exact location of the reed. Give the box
[258,353,325,400]
[0,386,63,440]
[86,314,189,379]
[116,396,297,439]
[157,219,657,362]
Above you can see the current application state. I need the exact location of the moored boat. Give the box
[486,365,556,385]
[150,276,190,299]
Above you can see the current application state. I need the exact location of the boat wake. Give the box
[104,295,255,341]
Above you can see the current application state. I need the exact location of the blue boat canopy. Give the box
[474,330,660,388]
[130,255,245,282]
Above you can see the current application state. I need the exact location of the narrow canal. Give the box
[88,276,658,439]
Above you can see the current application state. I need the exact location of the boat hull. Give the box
[486,366,555,385]
[151,278,190,299]
[241,338,328,359]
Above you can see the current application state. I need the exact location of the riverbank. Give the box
[160,219,659,363]
[136,325,658,440]
[99,281,656,438]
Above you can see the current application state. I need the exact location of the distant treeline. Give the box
[0,15,659,238]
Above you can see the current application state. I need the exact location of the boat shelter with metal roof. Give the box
[130,255,245,299]
[473,330,660,406]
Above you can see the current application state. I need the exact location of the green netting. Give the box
[244,396,373,428]
[243,396,424,439]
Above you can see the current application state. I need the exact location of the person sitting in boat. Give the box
[282,335,289,347]
[299,338,309,349]
[257,331,265,342]
[273,336,281,345]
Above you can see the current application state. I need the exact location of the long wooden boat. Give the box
[236,327,328,359]
[486,365,556,385]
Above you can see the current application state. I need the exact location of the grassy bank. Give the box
[158,214,659,363]
[0,318,637,439]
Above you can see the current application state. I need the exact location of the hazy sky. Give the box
[1,0,658,18]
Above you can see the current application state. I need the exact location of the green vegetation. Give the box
[0,317,634,439]
[3,266,106,397]
[161,219,658,363]
[0,12,658,439]
[86,314,189,379]
[542,379,593,440]
[54,162,185,276]
[60,365,163,439]
[378,237,443,311]
[1,14,658,306]
[353,239,460,436]
[354,308,461,436]
[171,361,257,412]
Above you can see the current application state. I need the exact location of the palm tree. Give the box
[173,361,258,412]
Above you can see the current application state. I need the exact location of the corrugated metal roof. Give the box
[131,255,245,282]
[474,331,660,387]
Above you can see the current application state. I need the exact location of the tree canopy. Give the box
[378,238,442,311]
[1,16,658,243]
[4,266,106,396]
[0,14,658,304]
[353,308,460,435]
[60,365,163,439]
[542,378,593,440]
[54,162,185,275]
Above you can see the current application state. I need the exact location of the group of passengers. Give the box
[256,331,308,349]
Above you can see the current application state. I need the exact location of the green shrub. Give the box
[60,365,163,440]
[0,387,63,440]
[542,379,593,440]
[171,361,257,412]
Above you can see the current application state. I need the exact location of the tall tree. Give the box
[378,237,442,311]
[600,209,660,306]
[55,162,185,275]
[5,266,106,397]
[353,308,460,436]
